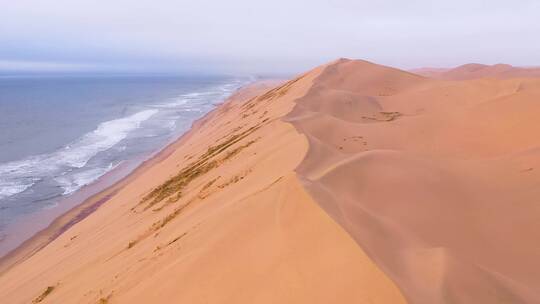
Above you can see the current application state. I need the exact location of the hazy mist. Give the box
[1,0,539,75]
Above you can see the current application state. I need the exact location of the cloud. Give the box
[0,60,102,72]
[1,0,539,74]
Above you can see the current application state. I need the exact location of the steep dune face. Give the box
[413,63,540,80]
[290,59,540,303]
[0,65,407,303]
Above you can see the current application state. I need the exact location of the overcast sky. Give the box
[1,0,539,75]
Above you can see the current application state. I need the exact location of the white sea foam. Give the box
[55,163,119,195]
[0,180,35,200]
[0,110,157,201]
[0,78,247,203]
[42,201,59,210]
[165,120,177,131]
[181,91,215,98]
[153,98,189,109]
[55,109,158,168]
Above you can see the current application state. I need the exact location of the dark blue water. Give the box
[0,75,249,253]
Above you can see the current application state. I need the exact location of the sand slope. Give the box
[0,65,406,303]
[290,59,540,303]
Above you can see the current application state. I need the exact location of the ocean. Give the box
[0,74,249,256]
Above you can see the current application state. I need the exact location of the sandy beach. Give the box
[1,58,540,303]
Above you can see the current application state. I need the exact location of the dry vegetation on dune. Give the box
[97,293,113,304]
[136,126,261,212]
[124,83,288,251]
[135,75,307,217]
[32,285,55,303]
[126,132,261,250]
[242,75,306,112]
[362,111,402,122]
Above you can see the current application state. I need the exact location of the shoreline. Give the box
[0,83,253,274]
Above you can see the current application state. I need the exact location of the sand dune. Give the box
[412,63,540,80]
[409,67,450,78]
[2,58,540,303]
[290,58,540,303]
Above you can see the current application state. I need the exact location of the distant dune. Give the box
[409,67,450,78]
[1,58,540,303]
[412,63,540,80]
